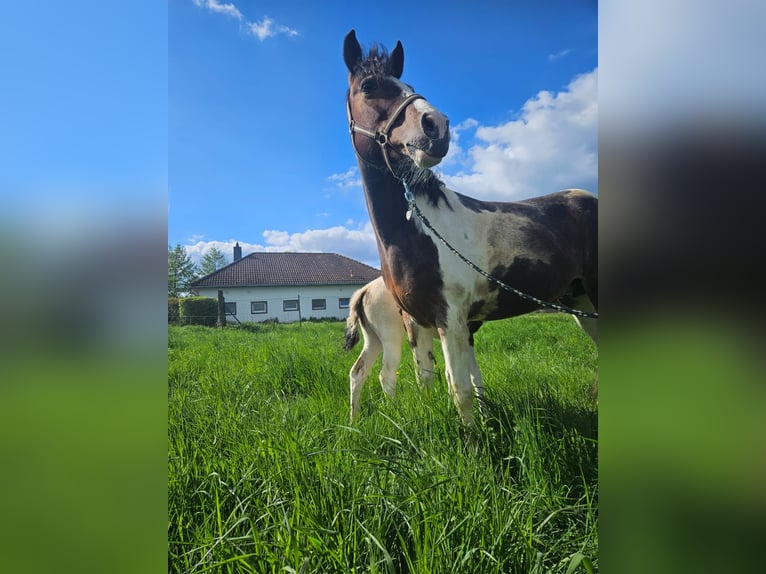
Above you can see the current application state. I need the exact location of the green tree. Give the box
[168,244,198,297]
[199,246,228,276]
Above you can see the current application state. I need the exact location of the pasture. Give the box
[168,314,598,573]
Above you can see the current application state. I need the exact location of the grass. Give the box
[168,313,598,573]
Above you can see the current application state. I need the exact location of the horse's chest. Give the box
[382,244,448,329]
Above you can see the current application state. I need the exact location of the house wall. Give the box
[194,284,364,324]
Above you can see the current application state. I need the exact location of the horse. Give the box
[344,276,439,422]
[343,30,598,425]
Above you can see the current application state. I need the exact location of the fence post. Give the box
[217,290,226,328]
[297,294,302,326]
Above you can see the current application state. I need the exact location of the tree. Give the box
[168,244,198,297]
[199,246,228,276]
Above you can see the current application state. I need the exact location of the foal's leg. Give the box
[349,327,382,422]
[438,322,476,426]
[378,324,404,400]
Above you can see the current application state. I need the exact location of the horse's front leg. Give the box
[405,315,436,390]
[469,349,485,411]
[438,321,476,426]
[569,295,598,399]
[467,321,484,403]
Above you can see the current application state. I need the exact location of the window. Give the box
[224,302,237,315]
[251,301,267,314]
[311,299,326,311]
[339,298,350,309]
[283,299,299,312]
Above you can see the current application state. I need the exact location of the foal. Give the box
[344,277,437,421]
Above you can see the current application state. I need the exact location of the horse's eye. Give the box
[361,79,377,94]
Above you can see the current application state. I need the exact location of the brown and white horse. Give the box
[343,30,597,425]
[344,276,438,421]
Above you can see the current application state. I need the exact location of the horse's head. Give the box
[344,29,450,174]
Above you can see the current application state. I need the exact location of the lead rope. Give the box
[403,181,599,319]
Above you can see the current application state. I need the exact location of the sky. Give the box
[169,0,598,269]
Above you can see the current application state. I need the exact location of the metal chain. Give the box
[403,182,599,319]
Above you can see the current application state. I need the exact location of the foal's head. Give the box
[343,29,450,174]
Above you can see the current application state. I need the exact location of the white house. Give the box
[189,245,381,324]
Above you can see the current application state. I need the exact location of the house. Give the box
[189,244,381,323]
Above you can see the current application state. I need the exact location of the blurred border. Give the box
[600,1,766,572]
[0,2,168,573]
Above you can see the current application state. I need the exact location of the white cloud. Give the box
[327,167,361,189]
[438,118,479,171]
[441,68,598,201]
[184,239,237,264]
[247,17,299,41]
[191,2,299,41]
[192,0,242,20]
[548,48,572,62]
[184,222,379,268]
[261,223,378,266]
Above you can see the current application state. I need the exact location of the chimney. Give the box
[233,242,242,262]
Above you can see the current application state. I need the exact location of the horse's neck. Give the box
[358,164,409,239]
[358,162,449,328]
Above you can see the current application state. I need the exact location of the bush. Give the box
[168,297,180,324]
[178,297,218,327]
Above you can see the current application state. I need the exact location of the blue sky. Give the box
[1,2,167,208]
[169,0,598,269]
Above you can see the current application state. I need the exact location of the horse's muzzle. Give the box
[406,111,449,167]
[421,112,450,158]
[409,147,443,168]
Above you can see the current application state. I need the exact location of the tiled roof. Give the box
[190,252,381,288]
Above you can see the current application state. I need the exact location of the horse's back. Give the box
[561,188,597,214]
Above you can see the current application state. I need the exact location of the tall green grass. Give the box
[168,313,597,573]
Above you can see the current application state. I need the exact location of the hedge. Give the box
[168,297,180,324]
[178,297,218,327]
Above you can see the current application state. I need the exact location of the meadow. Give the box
[168,313,598,573]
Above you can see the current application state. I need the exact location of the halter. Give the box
[346,92,425,177]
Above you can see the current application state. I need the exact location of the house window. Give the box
[251,301,267,314]
[339,298,350,309]
[311,299,326,311]
[224,302,237,315]
[283,299,299,312]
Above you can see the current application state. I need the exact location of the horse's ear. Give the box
[390,40,404,78]
[343,29,363,74]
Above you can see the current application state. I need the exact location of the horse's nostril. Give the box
[422,114,438,139]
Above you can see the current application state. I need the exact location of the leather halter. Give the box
[346,92,425,178]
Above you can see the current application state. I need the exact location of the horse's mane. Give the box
[397,161,452,209]
[353,44,393,78]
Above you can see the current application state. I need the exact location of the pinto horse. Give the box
[344,276,438,421]
[343,30,597,425]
